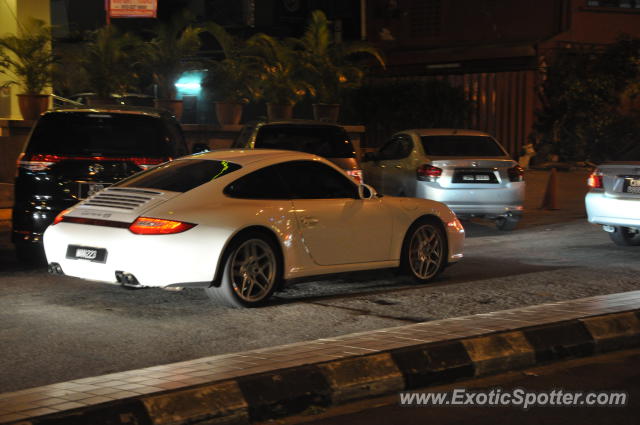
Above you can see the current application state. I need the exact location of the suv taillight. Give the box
[507,165,525,182]
[17,154,168,171]
[417,164,442,181]
[587,170,603,189]
[347,169,363,184]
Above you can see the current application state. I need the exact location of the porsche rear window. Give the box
[114,159,241,192]
[421,136,506,157]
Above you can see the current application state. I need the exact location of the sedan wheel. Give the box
[401,219,447,282]
[206,233,280,307]
[609,226,640,246]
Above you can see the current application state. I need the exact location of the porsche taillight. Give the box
[128,217,196,235]
[52,208,72,225]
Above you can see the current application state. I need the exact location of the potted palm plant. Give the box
[0,18,57,120]
[146,12,203,120]
[81,25,143,106]
[249,34,312,120]
[298,10,386,122]
[202,22,261,125]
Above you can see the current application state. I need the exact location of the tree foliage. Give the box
[535,36,640,162]
[342,79,471,146]
[0,18,57,94]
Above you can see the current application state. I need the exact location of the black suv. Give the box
[12,107,189,261]
[232,120,364,183]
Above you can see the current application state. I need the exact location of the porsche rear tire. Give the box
[205,232,281,308]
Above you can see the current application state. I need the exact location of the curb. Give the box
[7,308,640,425]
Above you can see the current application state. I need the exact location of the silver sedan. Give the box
[585,162,640,245]
[363,129,525,230]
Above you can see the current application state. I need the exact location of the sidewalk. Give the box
[0,290,638,425]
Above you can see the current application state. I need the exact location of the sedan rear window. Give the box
[114,159,241,192]
[421,136,506,157]
[254,125,356,158]
[27,112,169,157]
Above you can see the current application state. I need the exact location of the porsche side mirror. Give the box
[358,183,378,200]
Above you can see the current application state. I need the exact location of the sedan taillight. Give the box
[129,217,196,235]
[507,165,525,182]
[587,170,603,189]
[16,153,168,171]
[346,169,364,184]
[417,164,442,182]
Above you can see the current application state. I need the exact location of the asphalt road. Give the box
[3,169,639,394]
[285,348,640,425]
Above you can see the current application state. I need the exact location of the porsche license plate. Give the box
[66,245,107,263]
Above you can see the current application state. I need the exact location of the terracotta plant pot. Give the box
[312,103,340,122]
[215,102,243,125]
[266,103,293,121]
[154,99,184,120]
[17,94,49,120]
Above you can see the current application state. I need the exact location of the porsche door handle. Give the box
[301,217,319,226]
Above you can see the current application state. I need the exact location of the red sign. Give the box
[107,0,158,19]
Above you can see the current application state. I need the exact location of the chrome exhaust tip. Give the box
[48,262,64,275]
[115,271,143,288]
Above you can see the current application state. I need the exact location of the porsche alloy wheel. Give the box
[402,219,447,282]
[206,232,280,308]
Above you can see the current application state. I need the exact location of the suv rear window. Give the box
[254,125,356,158]
[27,112,171,157]
[421,136,506,157]
[114,159,241,192]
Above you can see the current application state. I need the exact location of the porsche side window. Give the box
[224,165,290,199]
[276,161,358,199]
[115,159,241,192]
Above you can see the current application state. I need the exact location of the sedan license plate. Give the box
[78,182,109,199]
[624,177,640,194]
[66,245,108,263]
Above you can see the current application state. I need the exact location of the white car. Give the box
[585,162,640,246]
[44,150,465,307]
[363,129,525,230]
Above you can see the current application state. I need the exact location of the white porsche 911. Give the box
[44,150,465,307]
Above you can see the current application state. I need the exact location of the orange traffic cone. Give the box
[540,168,559,210]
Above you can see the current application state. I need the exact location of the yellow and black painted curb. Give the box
[8,309,640,425]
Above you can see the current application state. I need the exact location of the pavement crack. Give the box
[305,301,427,323]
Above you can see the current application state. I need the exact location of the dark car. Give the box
[231,120,364,183]
[12,107,189,261]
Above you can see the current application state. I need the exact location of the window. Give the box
[378,135,413,160]
[277,161,359,199]
[115,159,241,193]
[587,0,640,7]
[224,165,290,199]
[421,135,506,157]
[254,125,356,158]
[28,112,171,157]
